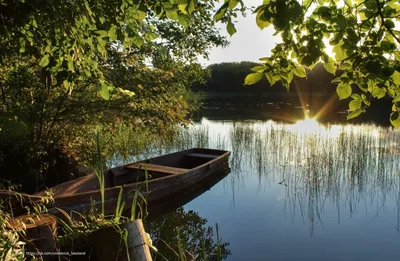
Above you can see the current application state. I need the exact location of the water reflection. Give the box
[145,167,232,260]
[169,118,400,237]
[146,207,231,261]
[113,116,400,260]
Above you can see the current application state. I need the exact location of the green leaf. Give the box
[287,71,294,83]
[332,41,347,61]
[132,35,144,47]
[166,9,179,21]
[293,65,306,77]
[84,0,93,15]
[351,94,361,100]
[227,21,237,36]
[146,32,158,41]
[95,30,108,37]
[100,82,112,100]
[349,100,362,111]
[39,55,50,67]
[384,20,395,29]
[336,14,347,29]
[178,14,191,27]
[244,73,263,85]
[214,2,228,21]
[336,82,352,99]
[19,37,26,53]
[137,4,147,23]
[178,1,188,14]
[68,59,74,71]
[347,109,362,120]
[229,0,239,9]
[265,73,276,85]
[390,111,400,127]
[324,58,337,75]
[393,95,400,103]
[339,62,352,70]
[391,71,400,85]
[256,10,270,30]
[303,0,313,6]
[388,87,396,98]
[344,0,352,6]
[372,87,386,99]
[32,18,38,28]
[188,0,196,14]
[108,26,117,41]
[251,65,265,73]
[380,40,392,51]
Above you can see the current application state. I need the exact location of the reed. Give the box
[175,119,400,236]
[215,223,222,260]
[176,226,185,261]
[95,125,105,216]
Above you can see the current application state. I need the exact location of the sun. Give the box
[290,116,322,134]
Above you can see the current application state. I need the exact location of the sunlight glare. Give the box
[289,117,322,134]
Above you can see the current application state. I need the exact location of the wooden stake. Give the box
[8,214,58,260]
[91,219,153,261]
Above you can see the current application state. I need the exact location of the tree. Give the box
[214,0,400,126]
[0,0,227,98]
[0,0,229,191]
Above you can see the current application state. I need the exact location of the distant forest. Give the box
[190,62,392,124]
[191,61,337,97]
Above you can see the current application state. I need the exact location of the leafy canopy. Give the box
[2,0,400,126]
[214,0,400,126]
[0,0,227,99]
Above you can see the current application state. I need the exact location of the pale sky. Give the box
[202,0,400,66]
[200,0,281,66]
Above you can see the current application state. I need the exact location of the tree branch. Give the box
[376,0,400,44]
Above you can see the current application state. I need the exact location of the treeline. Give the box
[191,61,337,96]
[191,61,393,125]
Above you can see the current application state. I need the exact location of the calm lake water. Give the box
[122,105,400,260]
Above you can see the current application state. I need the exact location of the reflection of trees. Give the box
[145,207,231,260]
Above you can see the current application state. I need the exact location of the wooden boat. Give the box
[4,148,230,217]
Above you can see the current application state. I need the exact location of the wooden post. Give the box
[8,214,58,260]
[91,219,153,261]
[122,219,153,261]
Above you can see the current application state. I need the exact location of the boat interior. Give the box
[111,148,225,186]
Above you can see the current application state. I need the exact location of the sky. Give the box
[200,0,281,66]
[201,0,400,67]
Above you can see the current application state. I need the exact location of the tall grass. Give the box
[95,125,105,215]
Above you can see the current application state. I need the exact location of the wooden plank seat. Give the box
[125,163,188,175]
[186,153,219,159]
